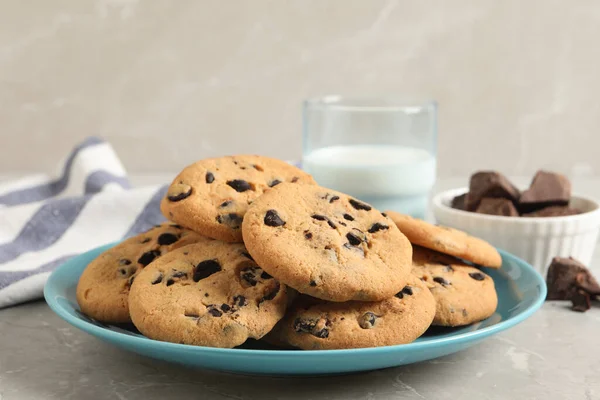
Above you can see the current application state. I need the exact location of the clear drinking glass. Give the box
[302,96,437,218]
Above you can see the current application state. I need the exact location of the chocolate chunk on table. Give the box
[546,256,600,312]
[519,170,571,213]
[464,171,520,211]
[451,193,467,210]
[475,197,519,217]
[522,205,581,218]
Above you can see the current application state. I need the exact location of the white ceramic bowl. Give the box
[432,188,600,275]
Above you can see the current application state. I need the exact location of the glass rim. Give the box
[304,95,437,112]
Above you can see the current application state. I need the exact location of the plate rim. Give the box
[44,243,547,357]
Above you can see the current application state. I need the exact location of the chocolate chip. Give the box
[207,307,222,317]
[217,213,243,229]
[205,172,215,183]
[304,231,313,239]
[193,259,222,281]
[128,275,136,286]
[368,223,389,234]
[381,212,387,217]
[329,196,340,203]
[138,250,161,267]
[119,259,131,266]
[349,198,371,211]
[260,271,272,279]
[346,232,362,246]
[157,233,179,246]
[338,221,347,227]
[343,214,354,221]
[220,304,231,312]
[310,280,317,286]
[402,286,413,296]
[184,312,199,319]
[444,264,455,272]
[166,279,175,286]
[253,164,264,172]
[172,271,187,278]
[293,318,329,338]
[311,214,336,229]
[433,276,450,286]
[167,184,192,202]
[469,272,485,281]
[291,177,299,183]
[264,210,286,227]
[241,251,254,261]
[233,295,247,307]
[261,282,280,302]
[358,312,377,329]
[268,179,282,187]
[313,328,329,339]
[227,179,252,192]
[240,265,268,287]
[151,273,163,285]
[141,238,151,244]
[219,200,233,208]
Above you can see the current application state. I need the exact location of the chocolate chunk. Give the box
[205,172,215,184]
[522,206,582,218]
[119,259,132,266]
[381,212,387,217]
[233,295,247,307]
[346,232,362,246]
[166,279,175,286]
[141,238,151,244]
[349,198,372,211]
[264,209,286,227]
[304,231,313,240]
[519,171,571,213]
[226,179,252,193]
[469,272,486,281]
[293,318,329,338]
[451,193,467,210]
[343,214,354,221]
[151,273,163,284]
[464,171,520,211]
[220,304,231,312]
[240,265,270,287]
[219,200,233,208]
[268,179,282,187]
[207,306,222,317]
[193,259,222,282]
[329,195,340,203]
[171,271,187,279]
[311,214,336,229]
[395,285,413,299]
[138,250,161,266]
[261,282,280,302]
[167,183,192,202]
[157,233,179,246]
[309,280,317,287]
[546,257,600,306]
[217,213,243,229]
[338,221,347,227]
[475,198,519,217]
[433,276,450,286]
[358,312,377,329]
[368,223,389,233]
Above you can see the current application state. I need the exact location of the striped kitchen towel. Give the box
[0,137,168,308]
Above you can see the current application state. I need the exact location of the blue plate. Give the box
[44,243,546,375]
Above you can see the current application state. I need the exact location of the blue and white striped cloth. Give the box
[0,137,168,308]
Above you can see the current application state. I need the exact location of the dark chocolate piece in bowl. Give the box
[451,193,467,210]
[464,171,520,211]
[546,256,600,312]
[522,205,581,218]
[475,197,519,217]
[519,170,571,213]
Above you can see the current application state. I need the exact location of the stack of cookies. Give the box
[76,155,500,350]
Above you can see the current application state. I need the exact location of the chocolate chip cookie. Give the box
[76,223,207,323]
[268,274,435,350]
[411,246,498,326]
[386,211,502,268]
[128,241,290,348]
[242,183,413,302]
[160,156,316,242]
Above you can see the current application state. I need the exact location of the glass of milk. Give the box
[302,96,437,218]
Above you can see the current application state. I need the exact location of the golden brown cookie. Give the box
[160,155,315,242]
[76,223,207,323]
[386,211,502,268]
[412,246,498,327]
[268,275,435,350]
[242,183,413,302]
[128,241,290,348]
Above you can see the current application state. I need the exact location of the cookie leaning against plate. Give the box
[76,223,207,324]
[242,183,413,302]
[128,241,291,348]
[160,155,316,242]
[412,246,498,327]
[268,275,435,350]
[385,211,502,268]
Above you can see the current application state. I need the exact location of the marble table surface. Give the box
[1,175,599,400]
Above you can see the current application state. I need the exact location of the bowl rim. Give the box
[432,187,600,223]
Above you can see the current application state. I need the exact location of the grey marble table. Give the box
[1,176,599,400]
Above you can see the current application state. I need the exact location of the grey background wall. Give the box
[1,0,599,178]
